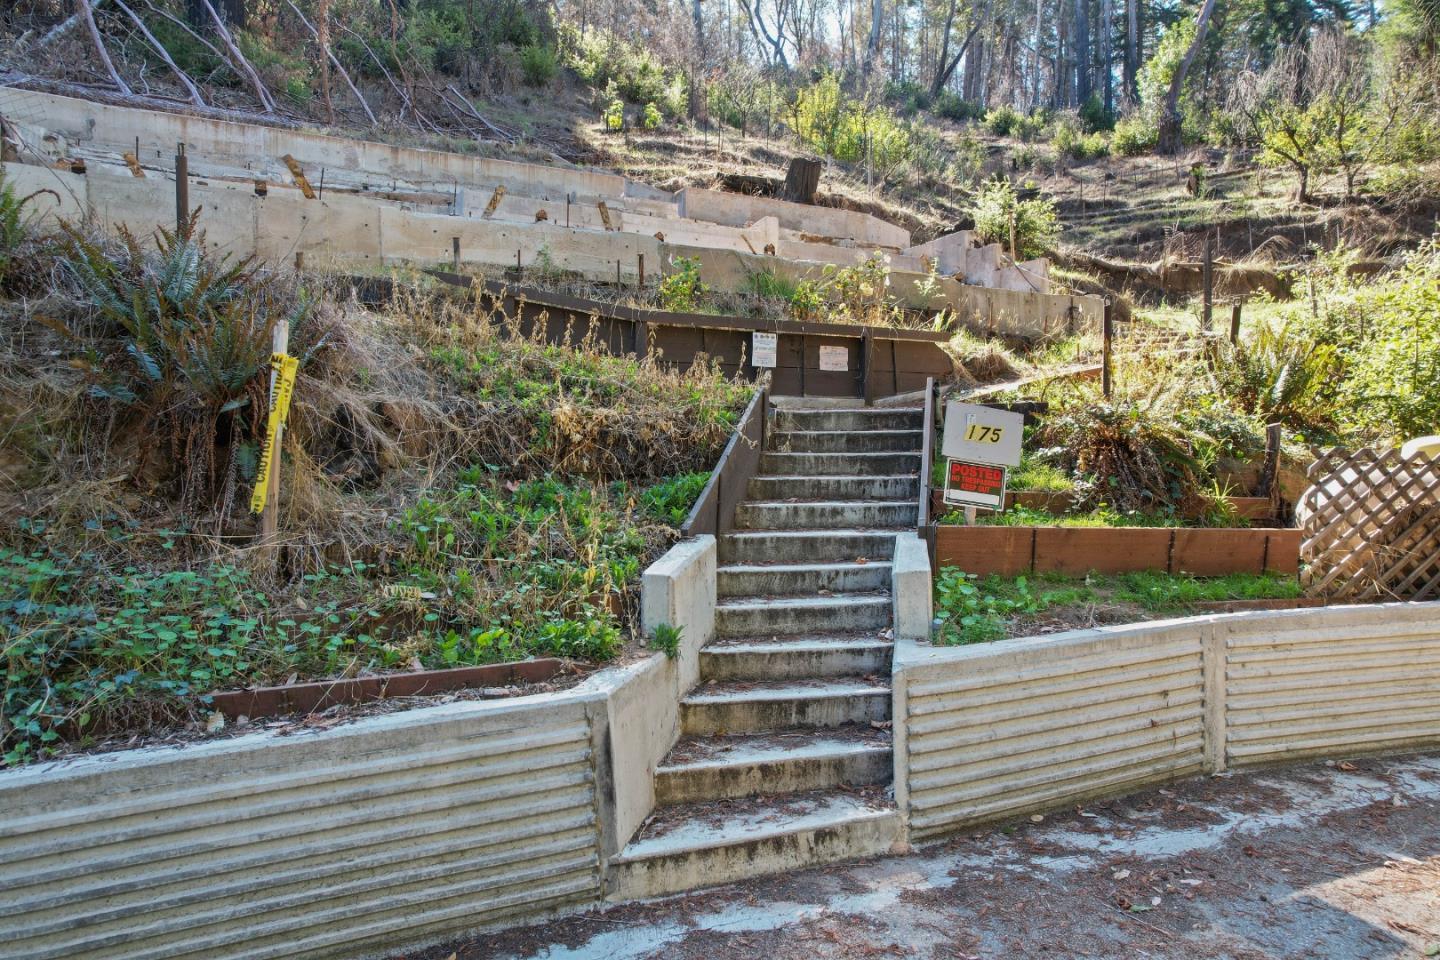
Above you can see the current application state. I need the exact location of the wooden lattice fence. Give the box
[1299,447,1440,600]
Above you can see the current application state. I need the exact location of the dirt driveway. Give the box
[398,753,1440,960]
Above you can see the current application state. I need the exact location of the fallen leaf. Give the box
[205,712,226,734]
[1337,760,1358,771]
[1112,868,1131,880]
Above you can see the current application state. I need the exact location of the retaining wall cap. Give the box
[644,534,716,579]
[900,599,1440,670]
[0,680,604,788]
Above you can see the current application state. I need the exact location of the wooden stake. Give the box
[1102,300,1114,399]
[638,253,645,287]
[261,318,291,546]
[294,251,304,272]
[174,142,189,237]
[1201,230,1214,332]
[1230,302,1242,345]
[452,237,460,272]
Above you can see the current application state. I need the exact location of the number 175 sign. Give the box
[940,401,1025,512]
[941,401,1024,467]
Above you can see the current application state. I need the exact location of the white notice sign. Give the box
[941,401,1025,467]
[818,345,849,371]
[752,331,777,368]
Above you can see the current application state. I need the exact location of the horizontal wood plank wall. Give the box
[933,526,1301,577]
[451,277,953,399]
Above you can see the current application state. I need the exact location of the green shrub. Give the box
[52,222,313,515]
[984,104,1023,135]
[520,43,558,86]
[603,97,624,131]
[934,92,983,122]
[790,74,912,175]
[642,101,663,130]
[971,179,1060,260]
[788,279,826,322]
[659,256,707,311]
[1078,94,1114,132]
[1111,114,1157,155]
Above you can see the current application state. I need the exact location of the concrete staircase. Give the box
[608,404,924,900]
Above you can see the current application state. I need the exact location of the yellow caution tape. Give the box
[250,352,300,514]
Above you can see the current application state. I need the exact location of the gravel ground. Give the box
[397,753,1440,960]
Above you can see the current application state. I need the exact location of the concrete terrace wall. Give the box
[0,87,631,203]
[678,186,911,249]
[893,601,1440,840]
[15,160,1107,339]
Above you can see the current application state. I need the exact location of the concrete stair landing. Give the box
[607,403,921,901]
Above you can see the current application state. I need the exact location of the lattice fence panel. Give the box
[1300,447,1440,600]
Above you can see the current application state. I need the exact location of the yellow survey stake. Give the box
[250,352,300,514]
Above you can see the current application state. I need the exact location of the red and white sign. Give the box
[943,458,1007,510]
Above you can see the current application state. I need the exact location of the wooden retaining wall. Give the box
[934,525,1301,577]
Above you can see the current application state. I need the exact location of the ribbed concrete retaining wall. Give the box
[0,536,719,960]
[894,602,1440,839]
[0,695,608,960]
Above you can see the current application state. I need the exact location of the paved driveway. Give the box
[399,753,1440,960]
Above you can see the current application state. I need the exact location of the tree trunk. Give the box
[1157,0,1216,153]
[691,0,705,61]
[1100,0,1113,114]
[1124,0,1138,102]
[862,0,885,78]
[1073,0,1090,106]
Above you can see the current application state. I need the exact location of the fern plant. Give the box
[50,219,314,518]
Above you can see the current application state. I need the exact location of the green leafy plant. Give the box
[641,472,710,524]
[659,256,707,312]
[641,101,663,129]
[650,622,682,658]
[971,179,1060,260]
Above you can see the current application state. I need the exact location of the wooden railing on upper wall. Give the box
[421,273,954,400]
[681,387,769,539]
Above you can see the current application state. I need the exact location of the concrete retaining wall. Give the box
[894,601,1440,840]
[0,694,608,960]
[0,526,720,960]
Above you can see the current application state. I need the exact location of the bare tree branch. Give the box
[282,0,378,126]
[76,0,131,96]
[111,0,206,106]
[198,0,278,113]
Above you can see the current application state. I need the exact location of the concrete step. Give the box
[758,451,921,477]
[770,429,922,454]
[681,680,892,735]
[702,635,894,681]
[719,530,899,564]
[714,593,892,637]
[774,408,923,432]
[732,500,917,531]
[747,474,921,501]
[717,560,892,596]
[608,790,900,900]
[653,730,893,806]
